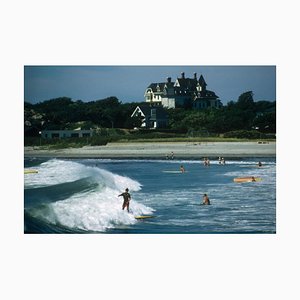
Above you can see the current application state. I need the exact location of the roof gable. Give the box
[147,83,165,92]
[132,105,168,118]
[131,106,145,118]
[175,77,198,90]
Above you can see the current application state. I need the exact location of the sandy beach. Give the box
[24,141,276,158]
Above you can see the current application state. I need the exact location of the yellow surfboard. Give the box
[233,177,262,183]
[135,215,155,220]
[24,169,38,174]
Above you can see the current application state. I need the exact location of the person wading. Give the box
[202,193,210,205]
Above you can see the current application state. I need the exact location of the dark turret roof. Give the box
[199,75,207,87]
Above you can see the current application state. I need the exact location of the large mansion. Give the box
[144,72,222,109]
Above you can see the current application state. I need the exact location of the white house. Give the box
[145,72,222,109]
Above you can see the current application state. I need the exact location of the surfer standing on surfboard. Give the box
[118,188,131,212]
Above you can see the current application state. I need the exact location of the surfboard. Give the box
[233,177,262,183]
[162,170,188,173]
[24,169,38,174]
[240,165,264,168]
[135,215,155,220]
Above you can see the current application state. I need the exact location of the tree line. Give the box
[168,92,275,134]
[24,91,276,137]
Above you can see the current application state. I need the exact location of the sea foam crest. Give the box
[25,159,90,188]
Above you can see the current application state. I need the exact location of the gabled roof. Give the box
[194,89,219,100]
[147,74,209,93]
[164,82,174,89]
[132,105,168,119]
[145,73,220,103]
[175,78,198,90]
[147,83,166,92]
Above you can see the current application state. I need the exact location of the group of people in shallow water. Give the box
[203,157,226,166]
[180,158,263,171]
[179,156,226,172]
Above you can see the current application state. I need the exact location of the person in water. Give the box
[118,188,131,212]
[258,161,262,167]
[180,165,185,173]
[202,193,210,205]
[251,176,256,182]
[203,158,210,166]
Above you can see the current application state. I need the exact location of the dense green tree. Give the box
[252,111,276,132]
[236,91,254,110]
[24,92,276,137]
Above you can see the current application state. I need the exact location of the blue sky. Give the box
[24,65,276,104]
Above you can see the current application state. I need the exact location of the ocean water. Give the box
[24,157,276,234]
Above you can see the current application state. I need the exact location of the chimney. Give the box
[194,72,197,80]
[167,77,171,83]
[181,72,185,79]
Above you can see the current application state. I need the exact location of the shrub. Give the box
[89,136,111,146]
[223,130,266,139]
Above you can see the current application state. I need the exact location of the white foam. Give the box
[24,159,89,188]
[26,159,153,231]
[50,186,153,232]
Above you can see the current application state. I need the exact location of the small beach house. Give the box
[41,129,93,139]
[131,105,168,129]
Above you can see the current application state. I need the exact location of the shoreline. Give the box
[24,141,276,159]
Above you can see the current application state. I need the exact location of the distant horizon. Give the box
[24,65,276,104]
